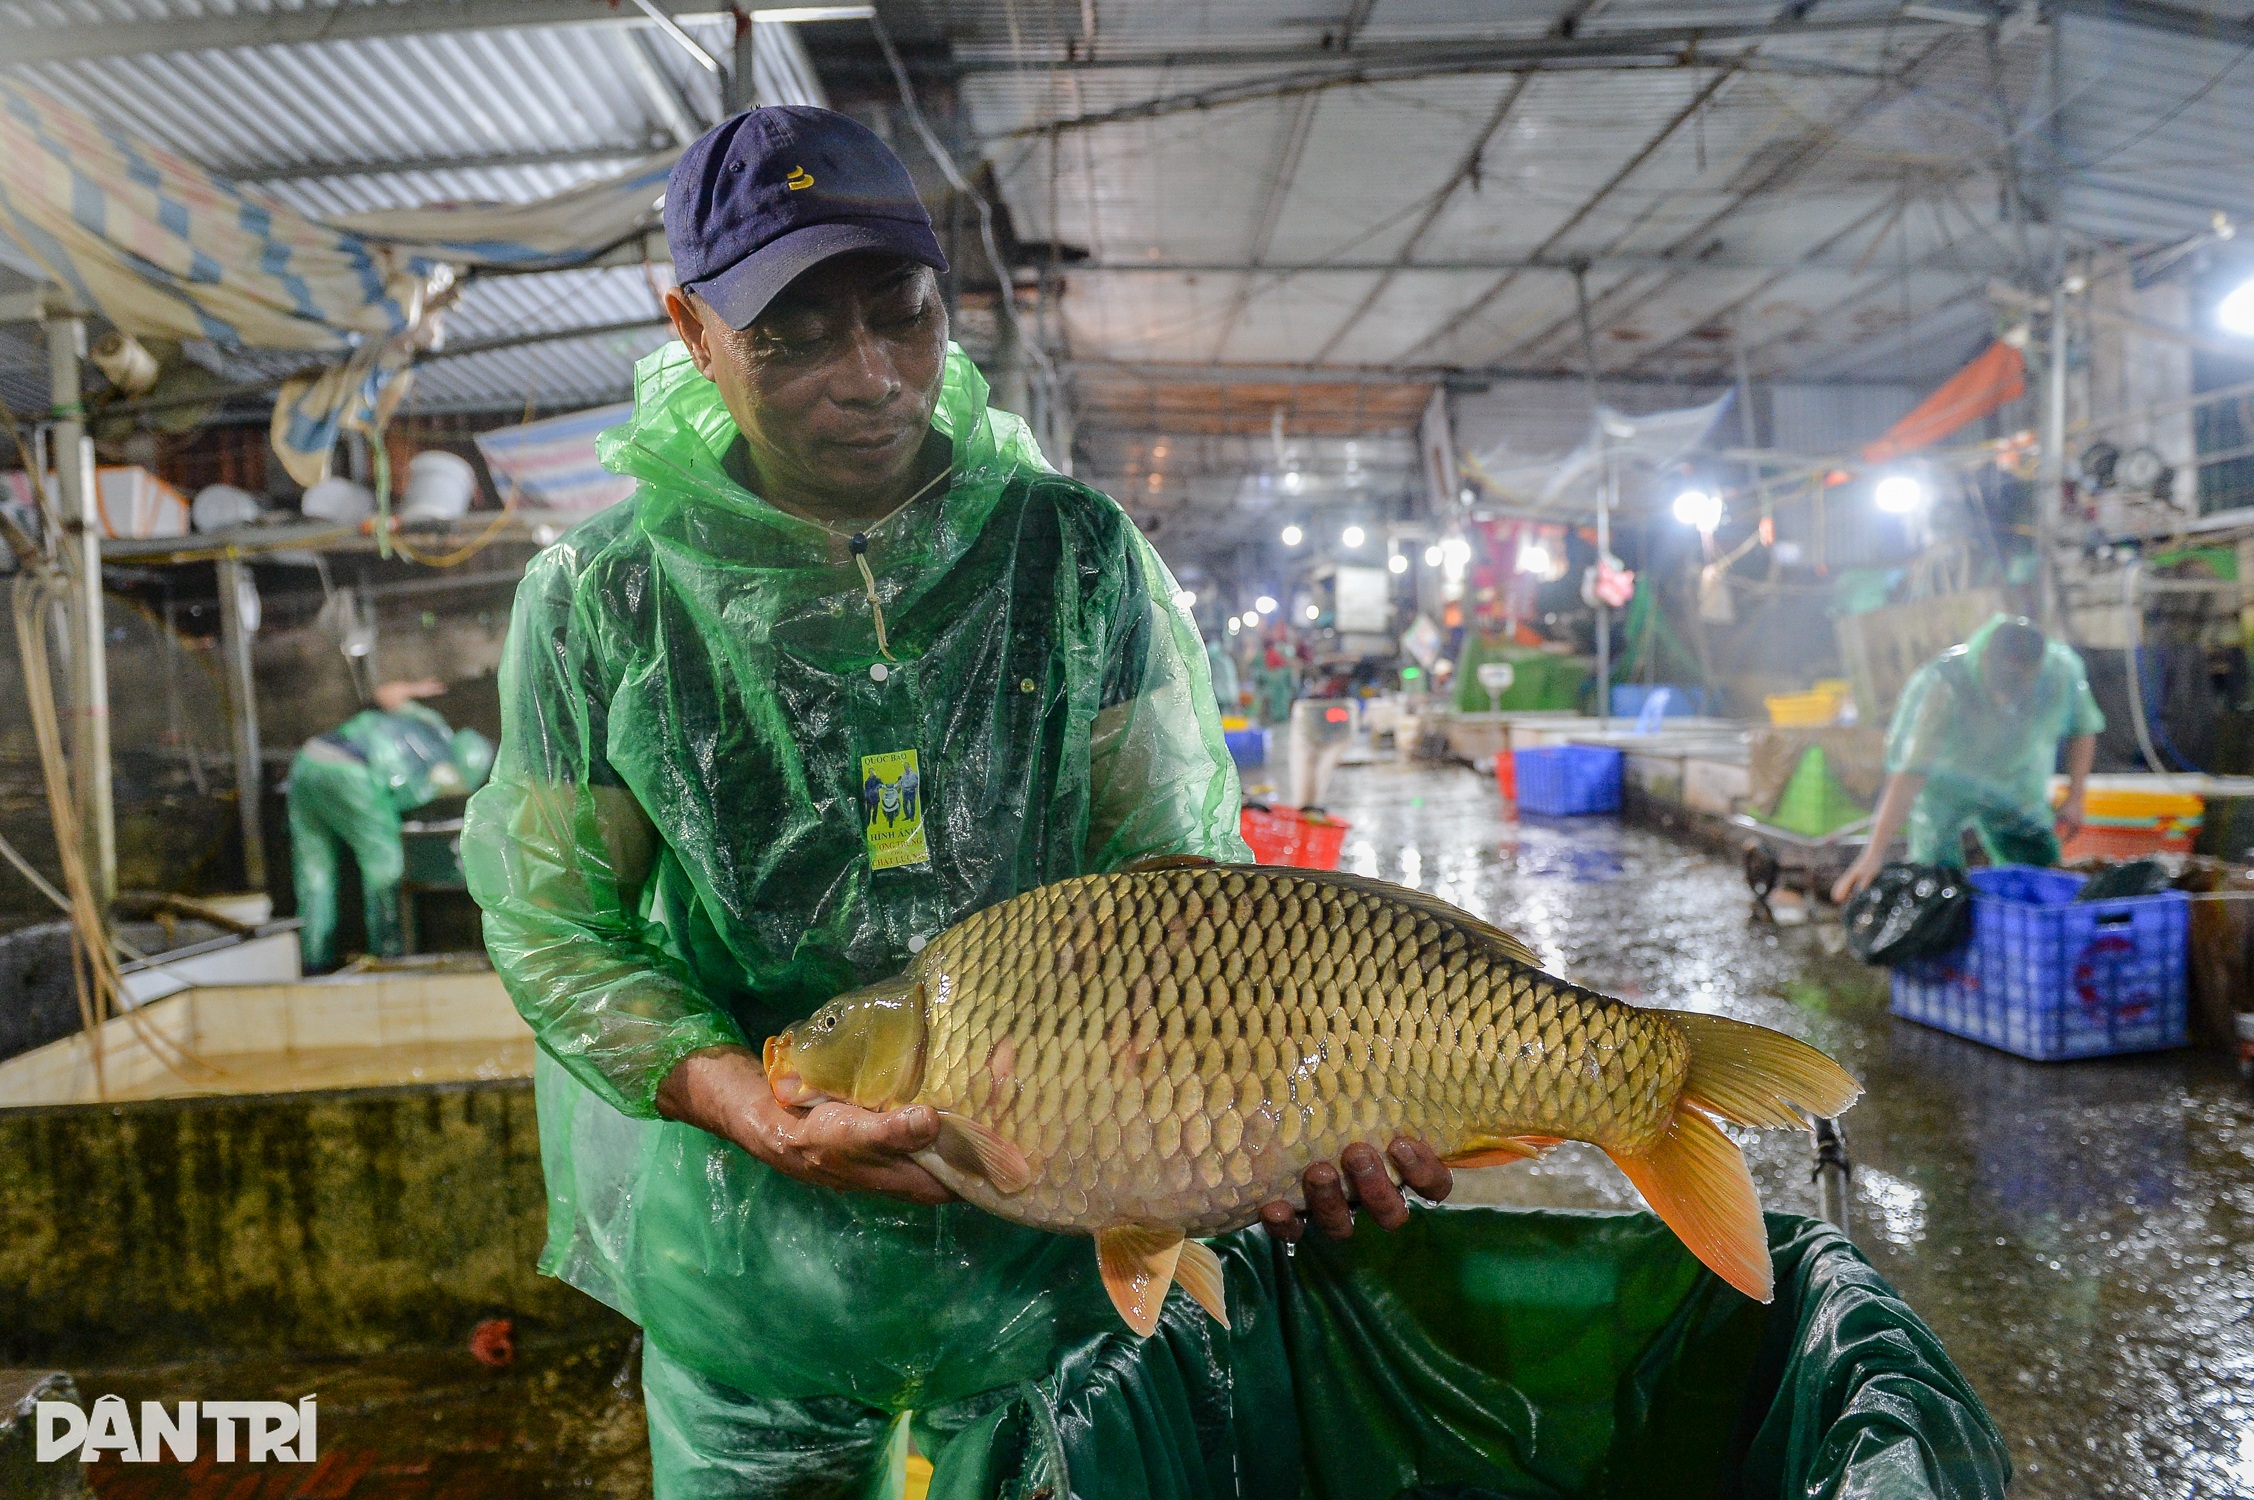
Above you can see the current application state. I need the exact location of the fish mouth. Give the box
[762,1033,824,1107]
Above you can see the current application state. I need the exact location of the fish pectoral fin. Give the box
[1443,1135,1562,1169]
[1095,1226,1186,1337]
[931,1113,1033,1195]
[1172,1239,1230,1330]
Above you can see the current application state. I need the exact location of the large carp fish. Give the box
[764,863,1859,1335]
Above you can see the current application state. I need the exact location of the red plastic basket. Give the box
[1240,806,1351,870]
[1494,749,1517,802]
[2058,823,2194,862]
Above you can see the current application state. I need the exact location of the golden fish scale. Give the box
[912,868,1688,1236]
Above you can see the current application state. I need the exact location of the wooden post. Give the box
[46,303,115,903]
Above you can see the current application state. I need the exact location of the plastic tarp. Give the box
[926,1207,2010,1500]
[0,79,675,483]
[1460,395,1733,516]
[474,402,639,514]
[1860,342,2026,465]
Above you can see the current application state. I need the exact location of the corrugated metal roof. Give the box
[2056,11,2254,243]
[4,0,2254,575]
[0,0,809,412]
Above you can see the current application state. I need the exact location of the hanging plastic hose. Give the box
[11,571,207,1092]
[2121,560,2200,777]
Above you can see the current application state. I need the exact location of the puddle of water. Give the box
[1326,759,2254,1500]
[56,758,2254,1495]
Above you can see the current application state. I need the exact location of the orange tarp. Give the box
[1860,339,2026,463]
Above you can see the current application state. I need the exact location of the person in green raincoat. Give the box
[1204,634,1241,715]
[1832,614,2103,902]
[288,678,492,970]
[461,107,1455,1498]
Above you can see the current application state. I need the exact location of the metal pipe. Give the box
[215,554,268,892]
[2039,289,2069,635]
[45,305,115,904]
[1574,267,1610,730]
[1811,1115,1851,1236]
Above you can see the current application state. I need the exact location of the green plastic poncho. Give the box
[1884,614,2105,866]
[461,341,1247,1422]
[924,1207,2010,1500]
[288,702,492,968]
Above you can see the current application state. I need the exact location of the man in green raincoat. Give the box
[462,107,1453,1497]
[288,678,491,970]
[1832,615,2103,902]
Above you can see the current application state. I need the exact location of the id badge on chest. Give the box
[860,748,930,871]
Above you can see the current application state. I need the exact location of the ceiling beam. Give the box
[1620,191,1916,370]
[1054,249,2030,274]
[981,51,1898,144]
[1385,67,1739,368]
[0,0,732,67]
[1307,73,1537,364]
[2045,0,2254,44]
[1202,0,1378,361]
[955,14,1952,75]
[230,144,657,184]
[1453,24,1969,372]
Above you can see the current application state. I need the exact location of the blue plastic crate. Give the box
[1609,684,1707,720]
[1224,727,1268,767]
[1512,745,1622,816]
[1890,866,2190,1061]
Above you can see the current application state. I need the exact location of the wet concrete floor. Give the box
[1319,758,2254,1500]
[68,756,2254,1498]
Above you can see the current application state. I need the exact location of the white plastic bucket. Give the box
[401,450,477,521]
[191,483,264,533]
[301,477,375,523]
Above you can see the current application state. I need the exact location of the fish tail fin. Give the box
[1604,1107,1772,1302]
[1603,1014,1862,1304]
[1670,1011,1862,1126]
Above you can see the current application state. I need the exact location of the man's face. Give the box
[667,252,949,504]
[1980,647,2041,707]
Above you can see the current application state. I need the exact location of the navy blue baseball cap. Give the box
[664,106,948,329]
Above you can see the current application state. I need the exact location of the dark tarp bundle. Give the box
[926,1207,2008,1500]
[1842,864,1974,967]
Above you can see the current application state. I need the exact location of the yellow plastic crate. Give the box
[2062,786,2204,832]
[1766,687,1847,726]
[1220,715,1250,732]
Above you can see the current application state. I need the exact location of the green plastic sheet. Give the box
[462,339,1247,1417]
[927,1207,2009,1500]
[1885,614,2104,866]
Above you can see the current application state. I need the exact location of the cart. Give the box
[1734,812,1898,921]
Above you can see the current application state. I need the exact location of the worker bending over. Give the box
[287,678,491,969]
[1833,614,2103,903]
[461,107,1454,1498]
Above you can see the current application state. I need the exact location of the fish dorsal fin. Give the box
[1095,1225,1185,1336]
[1120,854,1219,873]
[1262,867,1545,971]
[932,1113,1032,1194]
